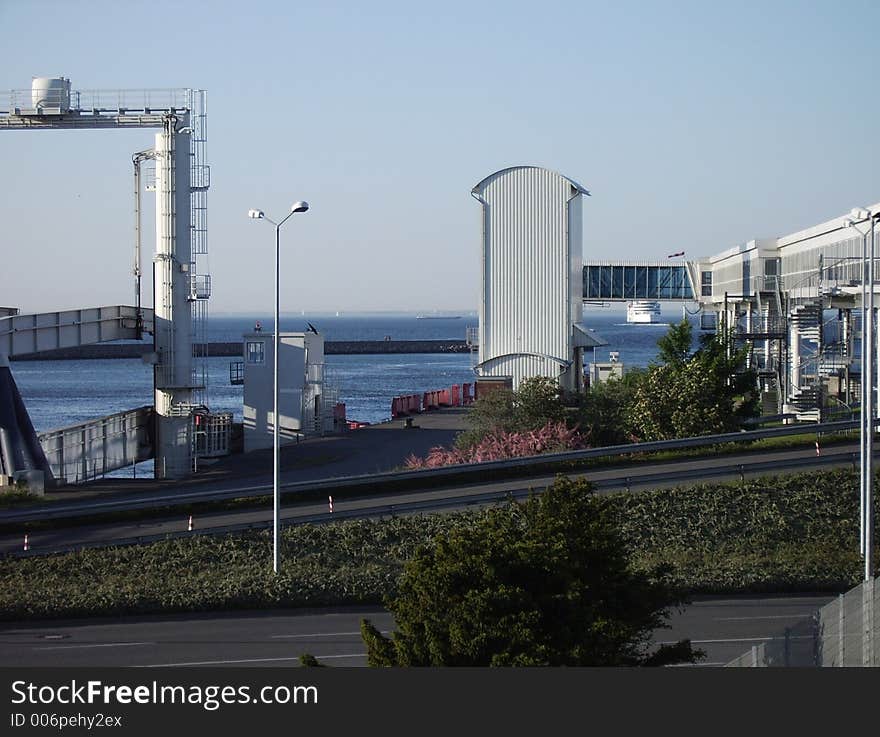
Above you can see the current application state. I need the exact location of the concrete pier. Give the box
[9,340,470,361]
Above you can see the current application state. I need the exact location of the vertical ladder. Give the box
[187,89,211,408]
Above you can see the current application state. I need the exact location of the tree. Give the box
[656,318,696,366]
[511,375,567,430]
[361,477,702,666]
[626,323,759,441]
[574,369,644,447]
[455,376,567,450]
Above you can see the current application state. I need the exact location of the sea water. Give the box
[14,306,697,433]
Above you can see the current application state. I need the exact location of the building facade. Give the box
[242,331,327,451]
[472,165,596,393]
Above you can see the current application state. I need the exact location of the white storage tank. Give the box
[30,77,71,113]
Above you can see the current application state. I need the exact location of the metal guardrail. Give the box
[6,485,522,558]
[1,446,864,558]
[0,419,866,526]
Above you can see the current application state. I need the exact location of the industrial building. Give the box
[240,331,331,452]
[692,201,880,420]
[475,163,878,422]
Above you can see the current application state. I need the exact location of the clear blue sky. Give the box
[1,0,877,314]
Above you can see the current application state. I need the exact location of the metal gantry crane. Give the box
[0,78,212,479]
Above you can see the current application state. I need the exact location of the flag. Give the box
[667,251,685,258]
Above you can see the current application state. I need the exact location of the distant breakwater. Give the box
[10,340,471,361]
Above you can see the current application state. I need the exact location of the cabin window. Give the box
[246,340,265,364]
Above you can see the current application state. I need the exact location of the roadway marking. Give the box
[136,653,368,667]
[271,630,361,639]
[271,630,390,639]
[715,615,815,621]
[666,662,728,667]
[35,641,153,651]
[658,635,814,645]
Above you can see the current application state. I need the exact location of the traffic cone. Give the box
[187,514,193,531]
[23,534,29,551]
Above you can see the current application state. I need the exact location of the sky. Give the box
[0,0,878,315]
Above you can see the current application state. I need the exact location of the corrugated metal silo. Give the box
[471,166,589,392]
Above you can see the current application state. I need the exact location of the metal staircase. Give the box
[733,287,788,414]
[788,302,823,421]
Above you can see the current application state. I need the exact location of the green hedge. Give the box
[612,469,865,592]
[0,469,873,620]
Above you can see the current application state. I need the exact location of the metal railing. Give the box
[189,274,211,301]
[38,406,154,484]
[2,87,192,115]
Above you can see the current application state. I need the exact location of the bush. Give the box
[405,421,588,468]
[455,376,567,450]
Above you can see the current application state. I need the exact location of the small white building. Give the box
[242,331,327,452]
[471,165,599,392]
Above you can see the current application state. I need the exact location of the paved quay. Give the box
[44,407,473,500]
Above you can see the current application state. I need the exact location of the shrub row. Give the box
[0,469,874,621]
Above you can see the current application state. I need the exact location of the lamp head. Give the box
[291,201,309,214]
[843,219,854,228]
[851,207,869,220]
[248,209,265,219]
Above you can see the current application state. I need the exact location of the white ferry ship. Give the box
[626,300,662,324]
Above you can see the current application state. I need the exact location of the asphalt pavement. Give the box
[35,407,473,503]
[0,594,835,668]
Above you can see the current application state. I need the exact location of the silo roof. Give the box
[472,165,590,196]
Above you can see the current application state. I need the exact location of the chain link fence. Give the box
[726,577,878,667]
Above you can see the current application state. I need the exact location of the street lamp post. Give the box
[870,212,879,581]
[844,208,879,581]
[248,201,310,574]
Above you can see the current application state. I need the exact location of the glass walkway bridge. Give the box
[583,262,696,301]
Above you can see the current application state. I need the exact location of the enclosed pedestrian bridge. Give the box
[582,262,698,301]
[0,306,153,359]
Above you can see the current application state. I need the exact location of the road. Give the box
[0,441,862,555]
[0,594,833,667]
